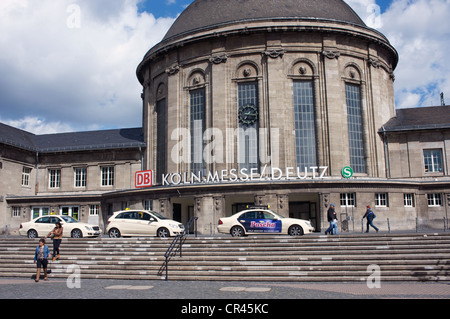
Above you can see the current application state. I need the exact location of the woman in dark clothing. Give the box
[46,221,63,261]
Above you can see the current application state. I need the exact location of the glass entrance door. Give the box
[60,206,80,220]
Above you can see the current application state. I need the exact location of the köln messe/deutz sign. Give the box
[136,166,330,188]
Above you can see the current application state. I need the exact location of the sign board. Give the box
[341,166,353,179]
[135,170,153,188]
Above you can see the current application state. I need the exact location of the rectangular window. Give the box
[89,205,99,216]
[32,207,50,219]
[238,82,259,172]
[403,193,415,207]
[375,193,388,207]
[22,167,32,187]
[156,98,167,184]
[190,88,207,176]
[427,193,443,207]
[74,167,87,188]
[340,193,356,207]
[49,169,61,189]
[101,166,114,186]
[346,83,366,173]
[423,149,443,172]
[293,81,317,170]
[12,207,21,218]
[143,200,153,210]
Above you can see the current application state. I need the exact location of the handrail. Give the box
[158,216,198,280]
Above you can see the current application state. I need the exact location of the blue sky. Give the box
[0,0,449,134]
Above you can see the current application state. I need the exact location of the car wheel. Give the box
[108,228,121,238]
[157,227,169,238]
[230,226,245,237]
[288,225,304,236]
[27,229,38,239]
[71,229,83,238]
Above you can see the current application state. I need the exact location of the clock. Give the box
[239,104,258,125]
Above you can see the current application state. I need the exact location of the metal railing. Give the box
[158,216,198,281]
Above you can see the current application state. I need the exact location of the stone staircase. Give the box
[0,232,449,282]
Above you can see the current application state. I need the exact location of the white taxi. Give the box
[106,210,184,238]
[217,208,314,237]
[19,215,101,238]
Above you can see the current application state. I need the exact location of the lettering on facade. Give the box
[160,166,328,186]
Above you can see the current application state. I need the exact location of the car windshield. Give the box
[60,216,78,223]
[149,211,168,220]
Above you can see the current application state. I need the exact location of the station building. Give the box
[1,0,449,235]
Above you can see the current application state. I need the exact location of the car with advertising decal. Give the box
[217,208,314,237]
[19,215,101,238]
[106,209,184,238]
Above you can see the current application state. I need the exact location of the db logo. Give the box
[135,170,153,188]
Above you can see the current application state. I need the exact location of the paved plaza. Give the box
[1,277,449,299]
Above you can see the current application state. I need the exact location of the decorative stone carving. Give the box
[368,58,381,68]
[264,49,285,59]
[165,64,180,75]
[322,50,340,59]
[209,54,228,64]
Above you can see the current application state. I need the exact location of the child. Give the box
[34,238,50,282]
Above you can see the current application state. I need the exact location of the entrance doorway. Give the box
[61,206,80,220]
[289,202,317,231]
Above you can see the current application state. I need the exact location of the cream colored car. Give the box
[217,208,314,237]
[106,210,184,238]
[19,215,101,238]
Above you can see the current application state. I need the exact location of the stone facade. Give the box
[1,0,449,235]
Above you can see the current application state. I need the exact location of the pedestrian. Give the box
[363,205,379,233]
[33,238,49,282]
[325,204,338,235]
[46,221,63,261]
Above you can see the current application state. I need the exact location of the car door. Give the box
[237,211,258,234]
[135,212,158,236]
[260,211,282,234]
[115,211,137,236]
[34,217,55,237]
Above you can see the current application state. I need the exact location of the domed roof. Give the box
[163,0,366,40]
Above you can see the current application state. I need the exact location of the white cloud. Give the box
[347,0,450,109]
[1,116,74,135]
[0,0,175,133]
[379,0,450,108]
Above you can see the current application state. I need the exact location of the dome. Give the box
[163,0,366,40]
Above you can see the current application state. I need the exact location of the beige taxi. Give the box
[106,210,184,238]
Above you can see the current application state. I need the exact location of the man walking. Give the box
[325,203,338,235]
[363,205,379,233]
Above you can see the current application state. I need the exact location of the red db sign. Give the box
[135,170,153,188]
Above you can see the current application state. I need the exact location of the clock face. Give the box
[239,104,258,125]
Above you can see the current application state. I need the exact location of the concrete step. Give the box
[1,233,449,282]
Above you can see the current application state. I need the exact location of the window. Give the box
[89,205,99,216]
[190,88,207,175]
[74,167,87,188]
[423,149,443,172]
[293,81,317,170]
[22,167,32,187]
[340,193,356,207]
[427,193,443,207]
[238,82,259,172]
[403,193,415,207]
[49,169,61,189]
[32,207,50,219]
[101,166,114,186]
[345,83,366,173]
[156,98,167,183]
[12,207,21,218]
[375,193,388,207]
[143,200,153,210]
